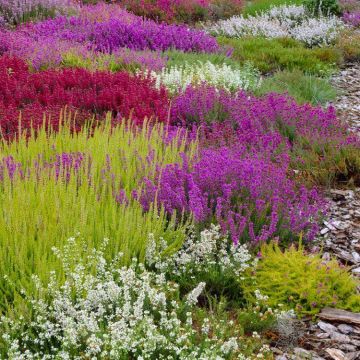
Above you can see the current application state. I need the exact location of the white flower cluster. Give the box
[144,61,261,94]
[146,224,255,278]
[1,237,249,359]
[207,5,344,47]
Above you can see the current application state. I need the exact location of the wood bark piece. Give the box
[318,308,360,326]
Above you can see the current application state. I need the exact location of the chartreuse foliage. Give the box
[244,241,360,316]
[0,115,196,313]
[217,36,342,75]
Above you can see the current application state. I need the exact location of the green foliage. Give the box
[244,242,360,316]
[304,0,340,15]
[164,50,241,69]
[255,70,337,105]
[217,36,341,75]
[243,0,303,17]
[335,29,360,62]
[292,141,360,187]
[0,115,196,314]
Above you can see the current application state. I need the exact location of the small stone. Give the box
[324,221,336,231]
[338,324,353,334]
[339,344,356,352]
[317,332,330,339]
[293,348,312,359]
[276,355,288,360]
[352,252,360,263]
[346,352,360,360]
[318,321,338,334]
[330,332,351,343]
[352,267,360,275]
[325,348,347,360]
[321,227,330,235]
[351,339,360,346]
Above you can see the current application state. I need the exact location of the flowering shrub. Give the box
[171,85,360,186]
[118,0,244,23]
[207,5,344,47]
[146,61,261,94]
[0,236,254,358]
[138,147,323,244]
[62,48,167,72]
[0,56,170,138]
[0,0,76,27]
[342,11,360,27]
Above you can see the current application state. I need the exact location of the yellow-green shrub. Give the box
[244,242,360,316]
[0,114,196,314]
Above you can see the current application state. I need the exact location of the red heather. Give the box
[0,56,170,139]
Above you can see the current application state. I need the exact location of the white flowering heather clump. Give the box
[0,236,250,359]
[144,61,261,94]
[146,224,255,280]
[207,4,344,47]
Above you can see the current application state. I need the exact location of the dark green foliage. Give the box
[217,36,342,75]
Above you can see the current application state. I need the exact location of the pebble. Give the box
[318,321,338,334]
[338,324,353,334]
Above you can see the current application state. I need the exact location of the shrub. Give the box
[342,10,360,27]
[0,0,76,27]
[255,70,337,106]
[171,85,360,186]
[244,241,360,316]
[217,36,341,75]
[335,29,360,61]
[0,238,248,358]
[243,0,303,17]
[146,61,260,94]
[208,5,344,47]
[138,147,323,245]
[118,0,244,23]
[0,119,195,313]
[0,56,170,139]
[304,0,340,16]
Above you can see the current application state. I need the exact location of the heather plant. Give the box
[146,224,255,305]
[342,10,360,27]
[0,118,196,313]
[0,0,76,27]
[335,29,360,61]
[208,4,344,47]
[61,48,167,72]
[243,241,360,316]
[243,0,303,17]
[0,237,252,358]
[304,0,340,16]
[217,37,341,75]
[164,50,240,68]
[146,61,261,94]
[118,0,244,24]
[255,70,336,105]
[138,146,323,245]
[0,56,170,139]
[171,85,360,186]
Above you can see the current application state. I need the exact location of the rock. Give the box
[318,321,338,334]
[352,267,360,275]
[318,308,360,326]
[338,343,356,352]
[352,252,360,263]
[276,355,288,360]
[293,348,312,359]
[321,227,330,235]
[325,348,347,360]
[346,352,360,360]
[330,332,351,343]
[338,324,353,334]
[317,332,330,339]
[350,339,360,346]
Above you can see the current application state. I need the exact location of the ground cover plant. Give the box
[0,0,360,358]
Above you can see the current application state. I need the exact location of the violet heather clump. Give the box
[139,147,323,245]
